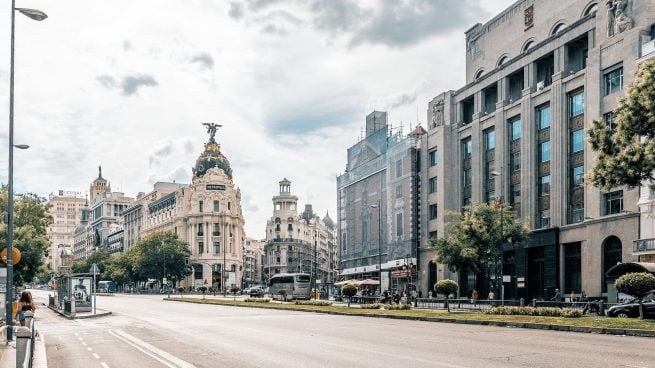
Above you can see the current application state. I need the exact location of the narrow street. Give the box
[30,290,653,368]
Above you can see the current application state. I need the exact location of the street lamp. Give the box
[490,170,504,304]
[6,2,47,342]
[370,201,382,292]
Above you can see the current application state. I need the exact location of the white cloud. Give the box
[0,0,515,237]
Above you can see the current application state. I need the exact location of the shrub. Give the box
[482,306,582,318]
[360,303,384,309]
[341,284,357,297]
[229,286,240,294]
[244,298,270,303]
[434,279,458,297]
[615,272,655,319]
[198,286,207,293]
[359,303,411,310]
[294,300,332,306]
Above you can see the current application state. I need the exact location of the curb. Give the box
[165,298,655,338]
[47,305,112,320]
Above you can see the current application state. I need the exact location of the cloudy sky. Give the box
[0,0,515,238]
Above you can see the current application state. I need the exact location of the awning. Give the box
[605,262,655,278]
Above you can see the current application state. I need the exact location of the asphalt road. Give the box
[30,290,653,368]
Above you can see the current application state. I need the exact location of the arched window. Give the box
[474,69,485,79]
[522,40,535,52]
[497,55,508,67]
[602,236,623,292]
[583,2,599,16]
[551,22,566,36]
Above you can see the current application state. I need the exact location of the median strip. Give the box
[165,297,655,338]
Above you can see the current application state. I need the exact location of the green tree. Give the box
[71,248,112,275]
[430,202,529,283]
[131,232,190,283]
[341,284,357,307]
[615,272,655,319]
[0,188,52,285]
[588,59,655,190]
[104,252,137,286]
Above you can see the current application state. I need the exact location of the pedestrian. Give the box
[551,288,563,308]
[488,290,495,306]
[15,291,35,326]
[471,288,479,306]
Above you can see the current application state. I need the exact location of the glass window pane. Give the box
[539,105,550,129]
[540,141,551,162]
[570,92,585,117]
[572,130,584,153]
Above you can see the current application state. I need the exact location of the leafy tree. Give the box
[104,252,137,287]
[430,202,528,283]
[71,248,112,275]
[588,59,655,190]
[0,188,52,285]
[615,272,655,319]
[341,283,357,307]
[131,232,190,283]
[435,279,459,312]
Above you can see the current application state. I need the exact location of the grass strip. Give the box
[166,297,655,332]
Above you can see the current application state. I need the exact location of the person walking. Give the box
[488,290,495,306]
[551,288,563,309]
[15,291,35,327]
[471,288,479,306]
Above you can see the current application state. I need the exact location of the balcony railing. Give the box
[633,238,655,254]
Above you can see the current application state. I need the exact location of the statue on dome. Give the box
[203,122,223,143]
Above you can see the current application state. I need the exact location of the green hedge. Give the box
[483,306,582,318]
[294,300,333,306]
[244,298,271,303]
[359,303,411,310]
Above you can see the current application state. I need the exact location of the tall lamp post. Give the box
[491,171,504,304]
[6,2,47,342]
[370,201,382,292]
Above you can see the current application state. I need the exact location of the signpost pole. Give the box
[91,263,97,314]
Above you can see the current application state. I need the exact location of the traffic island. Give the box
[165,297,655,338]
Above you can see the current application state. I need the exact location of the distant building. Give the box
[243,237,265,287]
[263,179,337,286]
[336,111,424,291]
[46,190,86,271]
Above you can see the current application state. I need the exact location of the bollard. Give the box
[24,311,34,328]
[598,300,604,316]
[15,326,32,367]
[520,298,525,307]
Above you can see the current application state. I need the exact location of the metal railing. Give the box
[633,238,655,253]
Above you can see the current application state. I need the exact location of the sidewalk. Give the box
[47,305,112,320]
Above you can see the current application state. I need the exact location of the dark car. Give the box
[249,287,265,297]
[607,291,655,318]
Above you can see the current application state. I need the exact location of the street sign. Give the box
[89,264,100,274]
[0,268,6,293]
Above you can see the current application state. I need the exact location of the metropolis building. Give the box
[420,0,655,300]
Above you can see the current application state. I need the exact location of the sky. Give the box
[0,0,516,239]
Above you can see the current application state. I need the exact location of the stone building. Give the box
[72,199,93,261]
[45,190,85,272]
[263,179,337,287]
[243,237,265,287]
[337,112,424,291]
[421,0,655,300]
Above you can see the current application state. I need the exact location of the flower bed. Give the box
[294,300,333,306]
[483,306,582,318]
[244,298,271,303]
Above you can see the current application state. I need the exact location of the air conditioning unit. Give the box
[536,81,545,91]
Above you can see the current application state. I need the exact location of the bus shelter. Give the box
[53,273,92,313]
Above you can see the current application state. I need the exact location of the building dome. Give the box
[193,141,232,178]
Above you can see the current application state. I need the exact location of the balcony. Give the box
[633,238,655,255]
[197,232,204,236]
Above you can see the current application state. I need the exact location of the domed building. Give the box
[138,124,246,292]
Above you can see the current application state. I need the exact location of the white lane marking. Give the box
[101,363,110,368]
[86,347,92,351]
[93,353,100,359]
[108,329,196,368]
[82,342,87,346]
[78,337,83,341]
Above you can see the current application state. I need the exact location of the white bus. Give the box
[269,273,312,300]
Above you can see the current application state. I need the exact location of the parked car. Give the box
[249,287,265,297]
[607,291,655,318]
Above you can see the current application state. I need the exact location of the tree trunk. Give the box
[639,300,644,319]
[446,298,450,313]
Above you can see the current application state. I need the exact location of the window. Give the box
[571,166,584,187]
[396,159,403,178]
[429,149,438,166]
[213,200,219,212]
[429,204,438,220]
[510,118,521,140]
[197,223,204,236]
[429,231,438,239]
[485,128,496,150]
[570,91,585,117]
[463,169,472,187]
[537,104,550,129]
[540,210,550,228]
[485,161,495,180]
[429,177,437,193]
[213,242,220,254]
[213,223,220,236]
[604,190,624,215]
[228,202,231,210]
[510,152,521,172]
[539,141,551,163]
[463,138,472,158]
[199,201,204,213]
[570,203,584,223]
[604,112,616,132]
[604,67,623,95]
[396,213,403,237]
[396,185,403,198]
[198,242,204,254]
[540,175,551,196]
[571,130,584,153]
[510,184,521,205]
